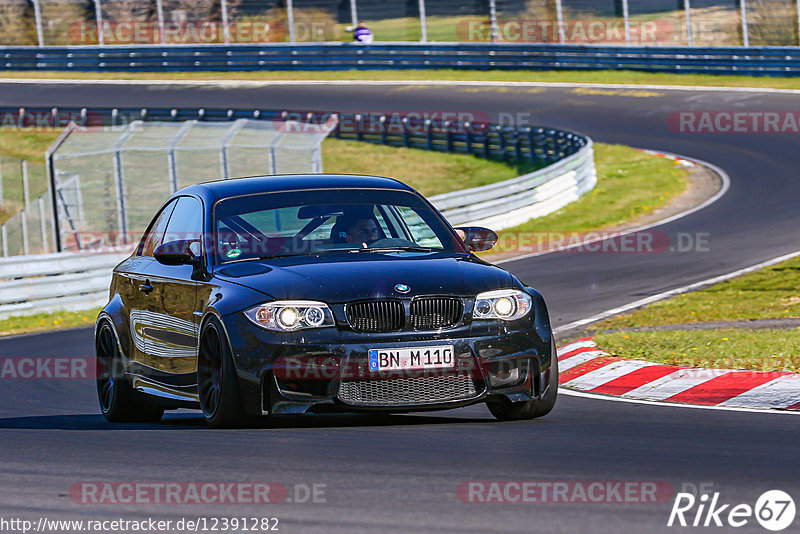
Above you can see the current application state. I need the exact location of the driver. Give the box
[345,217,379,245]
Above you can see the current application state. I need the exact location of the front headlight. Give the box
[244,301,335,332]
[473,289,532,321]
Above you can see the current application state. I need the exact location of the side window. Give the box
[140,200,177,257]
[164,197,203,248]
[395,206,445,248]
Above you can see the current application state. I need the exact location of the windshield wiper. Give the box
[353,246,436,253]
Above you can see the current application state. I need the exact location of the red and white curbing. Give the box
[557,338,800,411]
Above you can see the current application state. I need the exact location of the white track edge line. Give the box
[2,78,800,95]
[559,387,800,415]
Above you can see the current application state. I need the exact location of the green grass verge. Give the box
[0,308,101,337]
[595,329,800,372]
[5,69,800,90]
[591,254,800,372]
[321,138,539,197]
[488,143,688,255]
[596,255,800,329]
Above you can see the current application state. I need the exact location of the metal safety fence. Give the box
[0,155,53,257]
[4,42,800,76]
[48,117,335,252]
[1,0,798,47]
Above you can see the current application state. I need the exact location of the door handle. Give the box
[139,282,154,295]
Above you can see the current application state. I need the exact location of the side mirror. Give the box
[154,240,201,266]
[455,226,498,252]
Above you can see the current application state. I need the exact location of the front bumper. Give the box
[222,308,554,416]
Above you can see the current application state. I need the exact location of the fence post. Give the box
[22,161,30,207]
[1,225,7,257]
[21,208,29,255]
[112,149,128,243]
[350,0,358,27]
[32,0,44,46]
[684,0,692,46]
[622,0,630,45]
[0,157,4,210]
[156,0,166,44]
[93,0,104,45]
[797,0,800,47]
[39,197,48,253]
[220,0,231,44]
[740,0,749,47]
[555,0,565,44]
[488,0,499,43]
[287,0,296,43]
[418,0,427,42]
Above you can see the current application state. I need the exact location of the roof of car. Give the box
[179,174,416,202]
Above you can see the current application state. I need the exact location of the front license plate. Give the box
[368,346,455,372]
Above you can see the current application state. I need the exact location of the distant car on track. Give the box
[95,174,558,427]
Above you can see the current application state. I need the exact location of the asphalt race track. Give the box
[1,80,799,533]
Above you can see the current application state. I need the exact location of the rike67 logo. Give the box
[668,489,796,531]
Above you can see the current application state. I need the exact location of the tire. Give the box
[197,317,255,428]
[96,320,164,423]
[487,347,559,422]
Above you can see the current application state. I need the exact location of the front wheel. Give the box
[197,317,257,428]
[96,320,163,423]
[487,349,558,421]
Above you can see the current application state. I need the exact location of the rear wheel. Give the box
[197,317,254,428]
[96,321,163,423]
[487,349,559,421]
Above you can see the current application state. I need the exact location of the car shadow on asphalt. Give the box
[0,411,494,430]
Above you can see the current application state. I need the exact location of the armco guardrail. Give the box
[4,43,800,76]
[430,140,595,229]
[0,251,125,320]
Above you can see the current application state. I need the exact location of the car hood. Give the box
[213,251,515,303]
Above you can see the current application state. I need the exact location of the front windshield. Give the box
[213,188,465,263]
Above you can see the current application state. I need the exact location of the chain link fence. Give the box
[1,0,799,46]
[0,155,53,256]
[49,118,335,253]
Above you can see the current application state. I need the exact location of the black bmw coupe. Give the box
[95,174,558,427]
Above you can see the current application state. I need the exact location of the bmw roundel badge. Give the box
[394,283,411,294]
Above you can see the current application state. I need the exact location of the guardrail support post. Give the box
[220,0,231,44]
[1,226,7,257]
[349,0,358,29]
[287,0,296,43]
[683,0,693,46]
[32,0,44,46]
[418,0,427,42]
[489,0,499,43]
[156,0,166,44]
[93,0,104,45]
[797,0,800,46]
[622,0,630,45]
[555,0,565,43]
[740,0,749,47]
